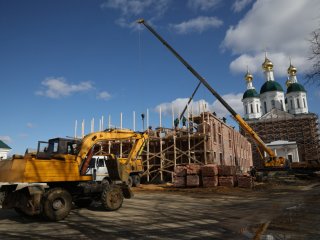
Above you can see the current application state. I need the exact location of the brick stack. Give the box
[237,175,254,188]
[218,176,235,187]
[186,164,201,187]
[218,165,237,187]
[201,164,219,187]
[173,164,254,189]
[218,165,236,176]
[173,165,186,187]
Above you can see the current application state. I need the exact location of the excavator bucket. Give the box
[105,156,129,182]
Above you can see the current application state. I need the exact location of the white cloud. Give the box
[101,0,170,28]
[0,136,12,143]
[222,0,320,76]
[229,52,309,78]
[211,93,244,117]
[187,0,221,11]
[154,93,243,118]
[231,0,252,13]
[171,16,223,34]
[36,77,93,99]
[26,123,34,128]
[97,91,112,100]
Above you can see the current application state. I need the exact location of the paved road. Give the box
[0,182,319,239]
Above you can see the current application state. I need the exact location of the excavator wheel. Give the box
[42,188,72,221]
[127,176,133,188]
[132,175,141,187]
[0,191,7,206]
[101,184,123,211]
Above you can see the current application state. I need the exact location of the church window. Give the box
[250,104,253,113]
[245,105,248,114]
[280,100,284,110]
[297,99,300,108]
[256,104,259,113]
[264,102,267,113]
[303,98,306,108]
[290,99,293,109]
[271,100,275,108]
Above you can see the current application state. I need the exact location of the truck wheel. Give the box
[128,176,133,187]
[42,188,72,221]
[101,184,123,211]
[74,199,92,208]
[132,175,141,187]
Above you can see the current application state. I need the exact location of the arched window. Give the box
[264,102,267,113]
[250,104,253,113]
[280,100,284,110]
[303,98,306,108]
[297,99,300,108]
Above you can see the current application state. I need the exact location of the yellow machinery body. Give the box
[0,129,148,221]
[0,155,91,183]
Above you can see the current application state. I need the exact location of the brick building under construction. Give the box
[241,56,320,168]
[141,111,252,182]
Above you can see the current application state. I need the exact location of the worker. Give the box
[174,118,179,129]
[182,116,187,126]
[249,166,256,178]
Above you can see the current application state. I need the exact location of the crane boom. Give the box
[138,18,277,161]
[179,81,201,121]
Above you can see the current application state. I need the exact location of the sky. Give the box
[1,0,320,154]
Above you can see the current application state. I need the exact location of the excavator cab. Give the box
[36,138,79,159]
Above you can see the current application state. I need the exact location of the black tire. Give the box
[42,188,72,221]
[101,184,123,211]
[132,175,141,187]
[0,191,7,206]
[74,199,92,208]
[127,176,133,188]
[14,207,32,218]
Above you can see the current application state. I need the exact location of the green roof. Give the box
[243,89,259,99]
[260,81,284,94]
[287,83,306,94]
[0,140,11,149]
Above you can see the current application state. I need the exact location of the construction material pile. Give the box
[173,164,254,189]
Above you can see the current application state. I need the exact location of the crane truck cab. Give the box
[87,155,143,187]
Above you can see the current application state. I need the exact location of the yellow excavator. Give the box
[137,19,286,169]
[0,129,148,221]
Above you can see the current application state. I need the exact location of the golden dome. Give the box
[286,78,292,88]
[262,57,273,71]
[287,64,297,76]
[244,70,253,82]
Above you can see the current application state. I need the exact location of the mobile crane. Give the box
[137,19,285,168]
[0,129,148,221]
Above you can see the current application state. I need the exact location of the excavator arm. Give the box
[76,129,148,180]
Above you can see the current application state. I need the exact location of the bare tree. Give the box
[306,28,320,85]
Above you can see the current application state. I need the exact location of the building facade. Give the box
[0,140,11,160]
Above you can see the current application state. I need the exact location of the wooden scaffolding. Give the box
[242,112,320,168]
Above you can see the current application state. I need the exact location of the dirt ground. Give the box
[0,180,319,240]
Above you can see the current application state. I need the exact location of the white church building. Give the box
[241,55,309,163]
